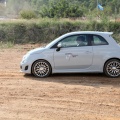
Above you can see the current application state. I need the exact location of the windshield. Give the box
[45,34,67,48]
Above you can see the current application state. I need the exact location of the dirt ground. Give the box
[0,44,120,120]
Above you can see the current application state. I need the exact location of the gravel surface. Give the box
[0,45,120,120]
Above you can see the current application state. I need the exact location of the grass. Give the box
[0,41,14,49]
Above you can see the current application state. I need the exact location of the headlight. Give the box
[22,54,30,63]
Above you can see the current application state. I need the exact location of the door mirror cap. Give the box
[56,43,62,52]
[57,43,62,48]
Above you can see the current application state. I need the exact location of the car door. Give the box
[53,34,93,70]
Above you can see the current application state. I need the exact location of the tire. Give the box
[32,60,52,78]
[104,59,120,78]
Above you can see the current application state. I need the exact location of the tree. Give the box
[3,0,120,18]
[40,0,84,18]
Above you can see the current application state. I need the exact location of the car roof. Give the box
[65,31,113,35]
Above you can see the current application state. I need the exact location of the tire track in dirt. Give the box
[0,72,24,79]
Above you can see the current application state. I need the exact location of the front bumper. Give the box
[20,62,31,74]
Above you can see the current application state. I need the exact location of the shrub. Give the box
[19,10,37,19]
[0,19,120,44]
[40,0,84,18]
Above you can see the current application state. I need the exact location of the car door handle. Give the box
[65,53,73,55]
[65,53,78,57]
[85,51,92,54]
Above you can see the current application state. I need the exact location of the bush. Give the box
[19,10,37,19]
[40,0,84,18]
[0,19,120,44]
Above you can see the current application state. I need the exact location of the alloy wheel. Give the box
[105,59,120,77]
[32,60,51,77]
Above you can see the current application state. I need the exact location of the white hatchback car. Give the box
[20,31,120,78]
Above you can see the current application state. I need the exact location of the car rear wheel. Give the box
[104,59,120,77]
[32,60,51,78]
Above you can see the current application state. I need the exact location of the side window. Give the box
[76,35,88,46]
[59,34,88,48]
[92,35,108,46]
[60,36,77,47]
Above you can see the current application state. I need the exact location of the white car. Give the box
[20,31,120,78]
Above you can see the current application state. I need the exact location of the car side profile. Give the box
[20,31,120,78]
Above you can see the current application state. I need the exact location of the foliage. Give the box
[20,10,37,19]
[40,0,84,18]
[0,19,120,44]
[2,0,119,18]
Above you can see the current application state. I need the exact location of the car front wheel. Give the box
[104,59,120,78]
[32,60,52,78]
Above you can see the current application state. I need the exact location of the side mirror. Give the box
[56,43,62,52]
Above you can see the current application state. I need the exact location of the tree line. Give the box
[1,0,120,18]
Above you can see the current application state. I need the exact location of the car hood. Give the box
[28,47,46,55]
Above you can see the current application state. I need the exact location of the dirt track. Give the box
[0,45,120,120]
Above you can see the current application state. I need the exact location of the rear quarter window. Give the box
[92,35,108,46]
